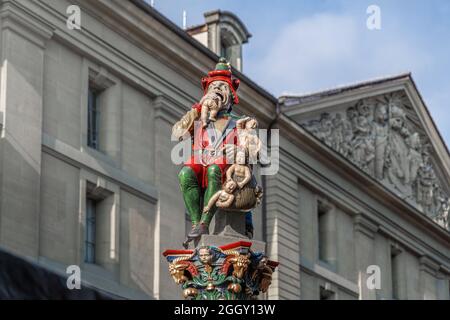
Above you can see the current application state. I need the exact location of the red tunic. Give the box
[184,105,238,188]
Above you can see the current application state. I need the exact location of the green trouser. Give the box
[178,165,222,227]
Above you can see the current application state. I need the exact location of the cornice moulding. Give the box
[0,1,54,48]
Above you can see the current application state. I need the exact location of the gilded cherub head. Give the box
[198,247,213,265]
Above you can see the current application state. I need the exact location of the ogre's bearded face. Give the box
[206,80,232,110]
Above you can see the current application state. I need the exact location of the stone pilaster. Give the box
[354,214,379,299]
[419,255,440,300]
[152,95,188,299]
[265,162,301,300]
[0,0,53,257]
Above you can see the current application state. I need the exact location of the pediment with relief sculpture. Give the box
[282,74,450,231]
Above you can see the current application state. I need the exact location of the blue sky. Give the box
[149,0,450,147]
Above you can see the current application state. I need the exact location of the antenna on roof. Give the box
[182,10,187,29]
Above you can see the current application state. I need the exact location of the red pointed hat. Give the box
[201,57,240,105]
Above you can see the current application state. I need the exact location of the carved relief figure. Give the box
[341,109,355,157]
[373,102,389,180]
[356,99,373,120]
[434,195,449,229]
[301,92,449,230]
[416,151,437,214]
[432,185,449,229]
[352,110,375,174]
[346,106,359,133]
[386,105,411,194]
[316,113,333,147]
[331,113,345,153]
[406,132,423,187]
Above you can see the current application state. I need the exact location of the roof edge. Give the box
[281,71,450,176]
[279,72,412,103]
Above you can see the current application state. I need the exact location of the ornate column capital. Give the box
[163,241,278,300]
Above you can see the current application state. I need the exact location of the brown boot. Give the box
[187,224,201,239]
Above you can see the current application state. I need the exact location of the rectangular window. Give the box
[87,85,100,149]
[317,199,337,268]
[391,250,400,299]
[318,202,327,262]
[84,182,117,272]
[85,198,97,264]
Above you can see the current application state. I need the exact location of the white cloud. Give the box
[247,12,449,147]
[250,13,431,96]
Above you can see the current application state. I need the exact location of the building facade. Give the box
[0,0,448,300]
